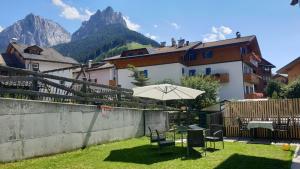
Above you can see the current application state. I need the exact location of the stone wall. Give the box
[0,98,168,162]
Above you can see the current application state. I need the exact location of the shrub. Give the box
[285,78,300,98]
[181,75,220,110]
[265,80,285,98]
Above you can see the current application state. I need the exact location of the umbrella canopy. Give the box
[132,84,205,101]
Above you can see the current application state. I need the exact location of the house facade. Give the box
[0,42,79,74]
[72,62,117,86]
[277,57,300,83]
[106,35,274,100]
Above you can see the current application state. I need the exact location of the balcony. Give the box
[109,80,117,87]
[245,92,264,99]
[244,73,260,84]
[211,73,229,83]
[244,53,261,67]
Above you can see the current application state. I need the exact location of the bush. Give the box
[265,80,284,98]
[181,75,220,110]
[285,78,300,98]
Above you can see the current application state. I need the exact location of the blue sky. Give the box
[0,0,299,70]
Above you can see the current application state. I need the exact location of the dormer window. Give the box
[24,45,43,55]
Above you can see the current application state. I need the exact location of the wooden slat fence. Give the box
[224,99,300,139]
[0,65,165,109]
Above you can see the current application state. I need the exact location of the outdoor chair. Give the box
[148,127,166,144]
[187,129,206,156]
[274,118,291,141]
[205,124,224,150]
[237,117,249,138]
[155,129,175,149]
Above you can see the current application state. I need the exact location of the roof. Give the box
[259,58,276,68]
[11,43,79,65]
[277,57,300,74]
[0,53,25,69]
[105,35,257,61]
[73,62,114,73]
[0,54,6,66]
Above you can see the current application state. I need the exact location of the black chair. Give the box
[148,127,166,144]
[205,124,224,149]
[274,118,291,141]
[237,117,249,138]
[155,129,175,149]
[187,129,206,156]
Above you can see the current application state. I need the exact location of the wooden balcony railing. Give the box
[244,73,260,84]
[244,53,262,67]
[109,80,117,87]
[245,92,264,99]
[211,73,229,83]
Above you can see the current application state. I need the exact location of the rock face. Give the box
[71,6,127,41]
[0,13,71,52]
[55,6,159,63]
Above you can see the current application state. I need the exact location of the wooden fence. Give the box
[0,65,163,108]
[224,99,300,139]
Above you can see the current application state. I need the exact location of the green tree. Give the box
[155,78,177,85]
[181,75,220,110]
[127,64,150,87]
[265,80,285,98]
[285,78,300,98]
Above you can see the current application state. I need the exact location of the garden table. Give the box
[247,121,274,141]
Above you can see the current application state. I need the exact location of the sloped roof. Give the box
[260,58,276,68]
[0,54,6,66]
[0,53,25,69]
[11,43,79,64]
[105,35,257,61]
[277,57,300,74]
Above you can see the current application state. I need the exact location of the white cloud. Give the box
[145,33,158,40]
[0,26,4,32]
[203,26,233,42]
[52,0,93,21]
[153,24,158,28]
[123,16,140,31]
[171,22,180,29]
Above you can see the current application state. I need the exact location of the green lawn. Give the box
[0,137,294,169]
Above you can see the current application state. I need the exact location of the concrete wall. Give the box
[0,98,168,162]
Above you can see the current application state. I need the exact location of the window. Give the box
[189,69,196,76]
[143,70,148,78]
[32,63,39,71]
[182,68,185,75]
[188,50,197,60]
[205,68,211,75]
[240,47,247,55]
[203,50,213,59]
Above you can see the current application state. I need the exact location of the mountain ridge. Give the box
[0,13,71,52]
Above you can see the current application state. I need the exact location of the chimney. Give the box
[160,42,166,47]
[171,38,176,47]
[186,41,190,46]
[236,32,241,38]
[10,38,18,44]
[88,60,92,68]
[178,39,185,48]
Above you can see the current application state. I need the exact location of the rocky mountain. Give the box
[0,13,71,52]
[72,6,126,41]
[55,6,159,63]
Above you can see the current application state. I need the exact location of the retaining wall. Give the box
[0,98,168,162]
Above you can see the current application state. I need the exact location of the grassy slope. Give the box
[94,42,151,62]
[0,137,294,169]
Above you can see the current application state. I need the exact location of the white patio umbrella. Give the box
[132,84,205,101]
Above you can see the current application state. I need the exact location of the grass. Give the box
[0,137,295,169]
